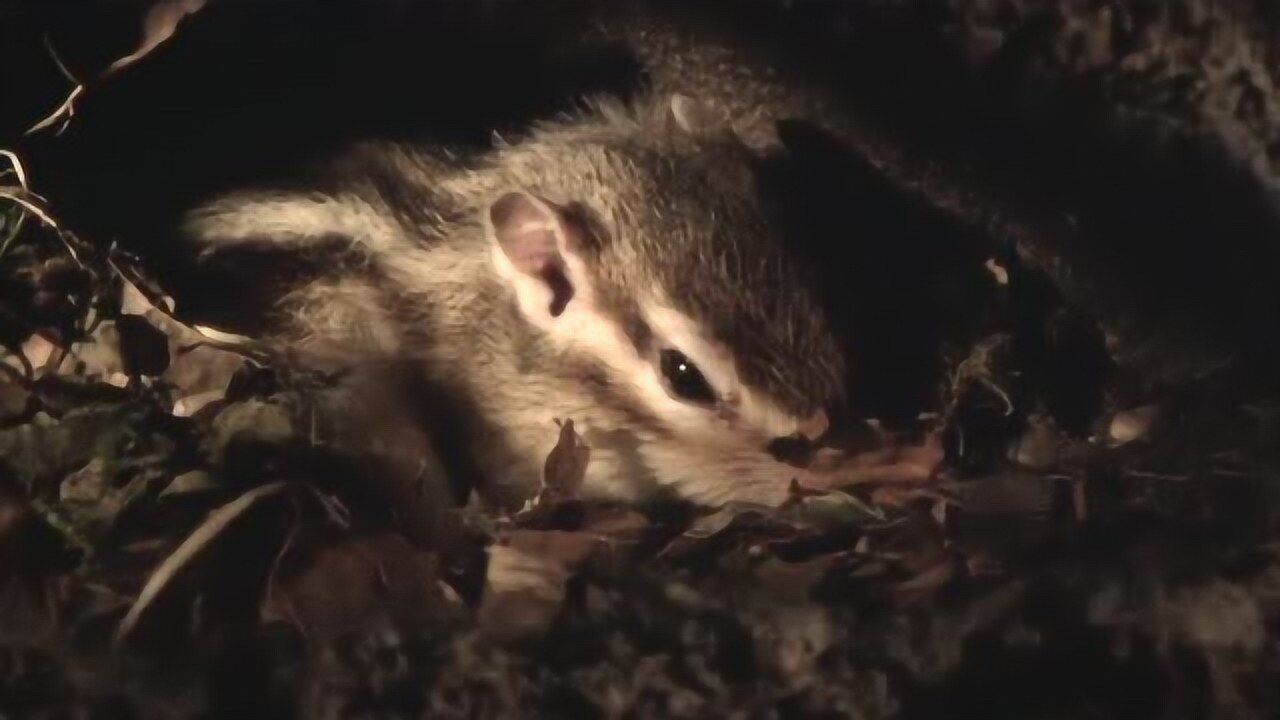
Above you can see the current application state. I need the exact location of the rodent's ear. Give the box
[486,191,589,319]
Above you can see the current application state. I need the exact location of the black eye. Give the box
[659,349,717,404]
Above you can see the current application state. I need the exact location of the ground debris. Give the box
[4,3,1280,716]
[1,175,1278,720]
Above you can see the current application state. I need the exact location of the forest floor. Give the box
[4,2,1280,719]
[2,138,1279,720]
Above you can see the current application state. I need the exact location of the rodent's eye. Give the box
[659,349,717,404]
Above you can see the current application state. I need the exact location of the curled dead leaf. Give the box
[159,470,219,498]
[681,504,763,541]
[983,257,1010,286]
[1108,404,1160,446]
[542,418,590,498]
[892,559,959,606]
[114,481,288,646]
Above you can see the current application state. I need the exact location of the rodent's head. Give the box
[478,97,850,504]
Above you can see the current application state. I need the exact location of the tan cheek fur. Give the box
[493,249,815,506]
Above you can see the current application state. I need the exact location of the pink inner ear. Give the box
[490,192,576,316]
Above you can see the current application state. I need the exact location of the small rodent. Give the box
[184,94,935,510]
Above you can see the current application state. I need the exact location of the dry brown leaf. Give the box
[983,257,1010,286]
[106,0,208,76]
[171,389,226,418]
[114,481,288,646]
[682,505,753,540]
[806,429,946,491]
[657,504,808,563]
[892,559,959,606]
[57,321,127,384]
[1108,404,1160,446]
[477,529,603,642]
[578,506,650,543]
[116,272,255,413]
[159,470,219,498]
[59,458,110,504]
[116,314,170,377]
[500,528,600,567]
[261,532,447,642]
[542,419,590,498]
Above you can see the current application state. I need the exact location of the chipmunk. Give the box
[183,93,938,511]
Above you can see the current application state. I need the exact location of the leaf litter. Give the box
[2,151,1280,717]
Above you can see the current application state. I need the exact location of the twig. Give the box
[29,3,209,137]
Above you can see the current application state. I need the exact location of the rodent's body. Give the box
[186,71,940,509]
[189,96,850,507]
